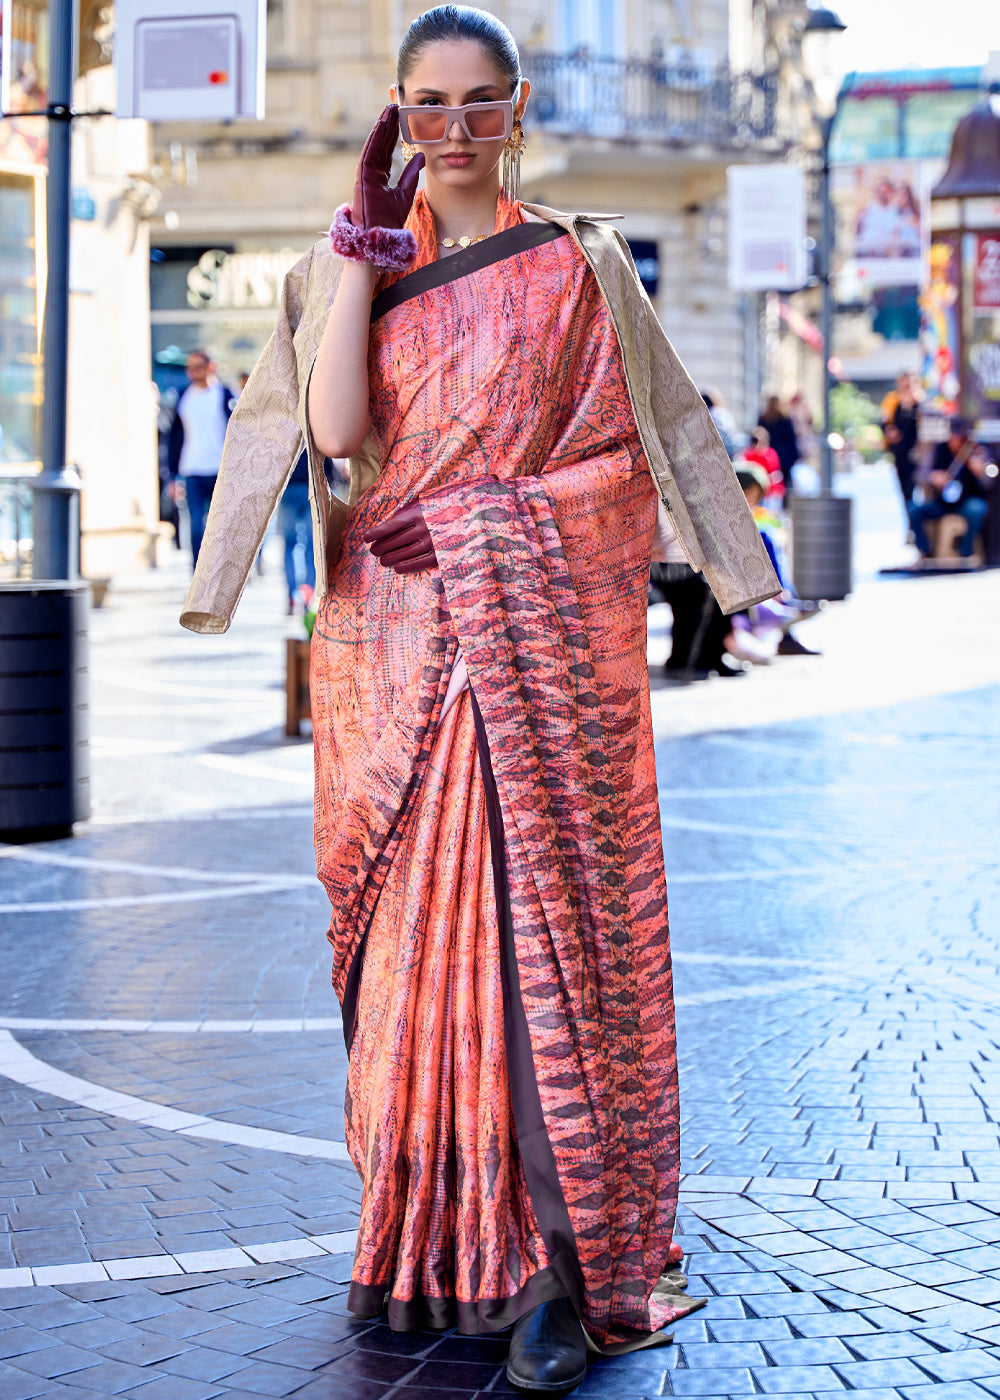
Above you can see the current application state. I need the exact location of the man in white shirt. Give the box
[167,351,235,567]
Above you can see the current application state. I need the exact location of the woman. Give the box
[181,7,776,1391]
[880,371,921,509]
[758,394,799,494]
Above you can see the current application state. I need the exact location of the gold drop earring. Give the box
[502,120,525,202]
[402,140,418,162]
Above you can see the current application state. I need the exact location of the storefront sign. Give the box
[973,234,1000,312]
[72,186,97,221]
[186,248,301,311]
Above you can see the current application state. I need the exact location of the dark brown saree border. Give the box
[370,221,567,323]
[468,687,586,1325]
[348,1258,572,1335]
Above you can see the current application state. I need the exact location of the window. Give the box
[0,173,43,466]
[266,0,285,56]
[559,0,621,57]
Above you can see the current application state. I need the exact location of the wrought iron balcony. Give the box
[520,52,779,149]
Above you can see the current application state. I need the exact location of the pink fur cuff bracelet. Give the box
[329,205,417,271]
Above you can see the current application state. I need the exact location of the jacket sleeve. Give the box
[610,226,779,614]
[179,250,317,634]
[638,284,779,612]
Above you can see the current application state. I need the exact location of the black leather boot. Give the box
[506,1296,587,1392]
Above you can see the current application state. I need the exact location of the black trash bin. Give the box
[0,581,90,841]
[791,494,853,602]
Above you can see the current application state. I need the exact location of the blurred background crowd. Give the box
[1,0,998,673]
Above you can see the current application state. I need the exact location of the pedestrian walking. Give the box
[180,6,777,1391]
[166,350,236,568]
[278,450,316,613]
[758,394,800,493]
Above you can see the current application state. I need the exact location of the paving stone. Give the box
[911,1351,1000,1384]
[847,1333,938,1361]
[3,569,1000,1398]
[761,1338,858,1366]
[752,1363,848,1391]
[899,1386,1000,1400]
[668,1367,756,1394]
[834,1358,945,1389]
[0,1366,51,1400]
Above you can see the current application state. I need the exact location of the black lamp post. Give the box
[0,0,90,841]
[790,2,853,603]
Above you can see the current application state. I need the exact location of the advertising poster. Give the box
[0,0,49,164]
[973,234,1000,313]
[727,164,807,292]
[968,236,1000,439]
[834,161,927,290]
[919,236,961,416]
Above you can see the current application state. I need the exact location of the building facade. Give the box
[2,0,806,581]
[1,0,160,579]
[146,0,803,432]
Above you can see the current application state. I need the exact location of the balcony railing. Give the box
[520,53,779,148]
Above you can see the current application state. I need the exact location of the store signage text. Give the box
[186,248,300,311]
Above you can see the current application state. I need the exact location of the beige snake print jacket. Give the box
[180,201,778,634]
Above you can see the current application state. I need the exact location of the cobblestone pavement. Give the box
[2,466,1000,1398]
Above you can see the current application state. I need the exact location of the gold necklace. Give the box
[438,233,490,249]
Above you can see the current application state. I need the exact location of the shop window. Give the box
[0,173,43,466]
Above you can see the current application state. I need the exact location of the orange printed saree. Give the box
[310,192,699,1347]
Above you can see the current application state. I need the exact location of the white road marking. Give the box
[0,882,311,915]
[0,1030,351,1161]
[82,805,314,827]
[0,1229,359,1290]
[0,844,316,885]
[0,1017,342,1033]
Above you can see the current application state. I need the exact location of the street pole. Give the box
[0,0,92,842]
[789,105,852,602]
[818,112,834,495]
[33,0,81,581]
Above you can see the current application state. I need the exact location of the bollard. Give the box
[0,581,91,842]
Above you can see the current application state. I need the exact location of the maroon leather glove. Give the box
[364,502,438,575]
[329,106,424,270]
[353,105,424,231]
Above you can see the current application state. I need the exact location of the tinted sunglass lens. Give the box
[466,107,507,138]
[407,110,448,141]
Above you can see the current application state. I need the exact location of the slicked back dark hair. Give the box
[397,6,520,97]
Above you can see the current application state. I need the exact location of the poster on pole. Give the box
[973,234,1000,312]
[727,165,807,292]
[0,0,49,163]
[833,161,928,290]
[919,235,961,417]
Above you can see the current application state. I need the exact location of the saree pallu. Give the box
[310,193,698,1348]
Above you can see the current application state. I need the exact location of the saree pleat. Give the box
[310,191,698,1346]
[343,695,555,1329]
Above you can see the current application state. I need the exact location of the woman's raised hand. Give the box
[352,105,425,232]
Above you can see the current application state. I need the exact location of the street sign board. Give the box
[727,164,807,292]
[115,0,265,121]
